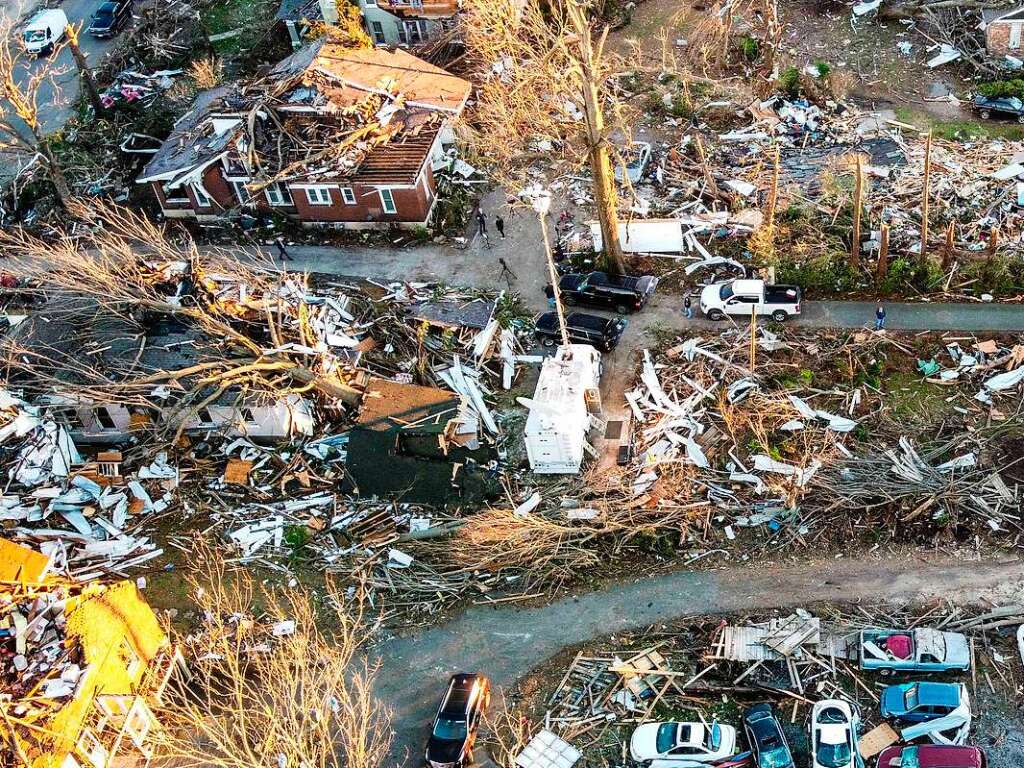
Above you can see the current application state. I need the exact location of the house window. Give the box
[240,407,255,423]
[379,188,397,214]
[198,408,214,425]
[54,408,83,429]
[1011,22,1022,50]
[341,187,357,205]
[403,20,424,44]
[191,183,213,208]
[265,183,293,206]
[305,186,333,206]
[365,0,377,7]
[95,407,116,430]
[231,181,254,207]
[161,183,189,204]
[370,21,385,43]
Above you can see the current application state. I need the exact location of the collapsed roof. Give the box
[139,40,472,192]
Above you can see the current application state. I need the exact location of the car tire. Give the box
[708,309,724,321]
[980,109,991,119]
[615,303,629,314]
[541,336,555,348]
[772,310,788,322]
[563,295,577,306]
[878,668,893,677]
[1018,114,1024,124]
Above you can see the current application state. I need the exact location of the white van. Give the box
[23,9,69,55]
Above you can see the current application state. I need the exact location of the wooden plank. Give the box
[858,723,899,759]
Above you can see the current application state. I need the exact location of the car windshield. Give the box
[655,724,678,754]
[899,747,921,768]
[706,722,721,751]
[432,718,467,741]
[24,29,45,43]
[95,9,113,20]
[904,685,919,711]
[815,740,852,768]
[719,283,735,300]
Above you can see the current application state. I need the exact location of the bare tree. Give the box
[0,199,365,433]
[461,0,629,273]
[154,541,392,768]
[0,19,72,205]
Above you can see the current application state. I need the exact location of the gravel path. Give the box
[371,554,1024,764]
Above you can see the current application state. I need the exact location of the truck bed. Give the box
[764,285,800,303]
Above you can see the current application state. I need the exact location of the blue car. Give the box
[743,704,795,768]
[880,682,968,724]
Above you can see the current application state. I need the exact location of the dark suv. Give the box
[546,271,657,314]
[88,0,132,38]
[425,673,490,768]
[971,94,1024,123]
[743,704,795,768]
[534,311,626,352]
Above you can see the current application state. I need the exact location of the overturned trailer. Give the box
[522,345,603,474]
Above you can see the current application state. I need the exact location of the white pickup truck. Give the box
[699,279,801,322]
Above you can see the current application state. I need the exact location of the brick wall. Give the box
[289,176,433,226]
[987,22,1024,57]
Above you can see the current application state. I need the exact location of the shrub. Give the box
[740,36,760,62]
[813,59,831,78]
[777,66,801,98]
[978,79,1024,100]
[776,251,860,296]
[960,255,1024,297]
[881,256,944,294]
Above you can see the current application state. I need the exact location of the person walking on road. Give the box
[874,304,886,331]
[683,294,693,319]
[275,237,289,262]
[495,215,505,240]
[475,209,489,247]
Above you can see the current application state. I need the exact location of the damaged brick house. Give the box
[137,40,471,229]
[982,6,1024,57]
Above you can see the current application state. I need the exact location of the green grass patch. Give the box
[893,106,1024,141]
[201,0,274,55]
[883,371,954,422]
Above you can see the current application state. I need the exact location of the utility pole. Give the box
[749,305,757,371]
[920,130,932,264]
[532,190,570,349]
[851,155,863,269]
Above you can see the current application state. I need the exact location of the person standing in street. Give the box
[275,237,289,262]
[495,215,505,240]
[875,304,886,331]
[683,294,693,319]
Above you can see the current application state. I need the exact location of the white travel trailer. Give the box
[522,344,603,474]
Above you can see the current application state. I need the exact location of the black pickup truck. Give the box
[971,94,1024,123]
[545,271,658,314]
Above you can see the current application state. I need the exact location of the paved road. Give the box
[3,0,122,146]
[372,554,1024,764]
[261,241,1024,332]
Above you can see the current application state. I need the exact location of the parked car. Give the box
[880,682,968,724]
[88,0,133,38]
[534,311,626,352]
[425,673,490,768]
[614,141,653,184]
[629,721,737,765]
[876,745,986,768]
[810,699,862,768]
[860,628,970,674]
[699,279,801,322]
[742,704,795,768]
[971,94,1024,123]
[546,271,658,314]
[22,8,68,55]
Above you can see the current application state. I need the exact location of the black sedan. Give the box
[534,311,626,352]
[88,0,133,38]
[742,704,795,768]
[425,673,490,768]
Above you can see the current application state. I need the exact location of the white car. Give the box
[629,721,737,765]
[810,700,863,768]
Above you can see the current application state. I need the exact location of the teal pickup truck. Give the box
[859,628,971,675]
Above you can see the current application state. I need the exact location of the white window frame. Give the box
[265,183,293,207]
[231,181,253,208]
[341,187,357,205]
[1011,22,1022,50]
[370,20,385,43]
[191,183,213,208]
[378,188,397,214]
[305,186,333,206]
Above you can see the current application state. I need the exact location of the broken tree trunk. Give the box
[66,24,103,117]
[942,221,955,270]
[568,5,626,275]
